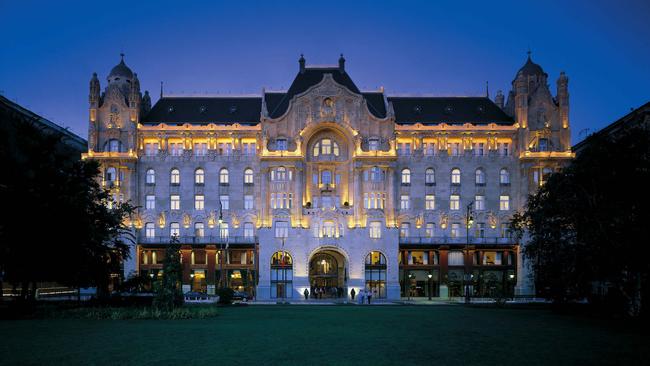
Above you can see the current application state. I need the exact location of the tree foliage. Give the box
[512,126,650,316]
[0,116,134,300]
[153,236,183,310]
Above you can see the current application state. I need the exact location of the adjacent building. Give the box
[83,54,573,300]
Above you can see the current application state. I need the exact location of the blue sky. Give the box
[1,0,649,143]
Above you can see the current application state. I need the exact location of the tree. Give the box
[512,127,650,316]
[0,116,134,301]
[153,236,183,310]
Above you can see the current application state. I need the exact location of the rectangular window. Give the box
[195,195,205,210]
[400,195,410,210]
[169,142,184,156]
[500,223,510,238]
[170,222,180,237]
[425,195,435,210]
[408,251,429,265]
[448,251,464,265]
[220,195,230,210]
[194,222,205,238]
[474,142,485,156]
[400,223,410,238]
[219,143,233,155]
[397,142,411,156]
[243,223,254,238]
[369,138,379,151]
[220,223,229,238]
[425,223,435,238]
[483,251,503,265]
[145,223,155,238]
[244,195,254,210]
[424,142,435,156]
[475,223,485,238]
[369,221,382,239]
[451,223,460,238]
[146,195,155,210]
[500,195,510,211]
[450,195,460,211]
[499,142,510,156]
[475,195,485,211]
[145,143,159,156]
[170,195,180,210]
[275,221,289,238]
[194,143,207,156]
[450,142,461,156]
[276,139,288,151]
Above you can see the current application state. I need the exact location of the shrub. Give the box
[217,288,234,305]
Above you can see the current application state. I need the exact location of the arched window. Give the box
[271,251,293,299]
[195,168,205,185]
[365,251,387,298]
[170,169,180,185]
[146,169,155,185]
[401,168,411,185]
[500,168,510,185]
[219,168,229,185]
[106,139,121,152]
[333,141,340,156]
[321,170,332,185]
[475,168,486,185]
[244,168,254,185]
[321,139,332,155]
[313,138,340,157]
[425,168,435,185]
[271,166,288,181]
[451,168,461,185]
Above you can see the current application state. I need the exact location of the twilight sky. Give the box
[1,0,649,144]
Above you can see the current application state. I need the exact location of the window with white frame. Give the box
[220,222,229,238]
[500,168,510,185]
[322,221,336,237]
[146,169,155,184]
[146,195,155,210]
[218,142,232,155]
[219,168,229,185]
[220,195,229,210]
[107,139,121,152]
[194,222,205,238]
[144,142,158,156]
[271,167,289,181]
[170,222,180,237]
[275,221,289,238]
[425,168,435,185]
[195,168,205,185]
[369,221,382,239]
[170,195,180,210]
[244,222,254,238]
[169,142,184,156]
[368,138,379,151]
[425,195,435,210]
[425,223,435,237]
[474,142,485,156]
[397,142,411,156]
[195,195,205,210]
[450,142,461,156]
[270,193,292,209]
[450,195,460,210]
[400,223,410,238]
[424,142,436,156]
[145,222,155,238]
[401,168,411,185]
[500,195,510,211]
[475,195,485,211]
[400,195,410,210]
[244,195,254,210]
[498,142,510,156]
[244,168,254,184]
[194,142,207,156]
[475,168,486,185]
[242,142,256,156]
[170,169,180,185]
[451,168,461,184]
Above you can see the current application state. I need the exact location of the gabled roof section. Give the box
[265,67,386,119]
[389,96,514,125]
[143,96,261,124]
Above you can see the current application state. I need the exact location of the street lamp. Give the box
[218,201,223,290]
[281,236,286,303]
[407,273,414,301]
[465,201,474,305]
[427,273,433,300]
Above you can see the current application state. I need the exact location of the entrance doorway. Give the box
[309,250,347,299]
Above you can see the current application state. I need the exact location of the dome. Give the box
[517,54,546,78]
[108,54,134,80]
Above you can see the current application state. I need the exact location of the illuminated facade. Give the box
[84,54,572,300]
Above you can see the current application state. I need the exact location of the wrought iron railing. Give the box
[139,235,258,245]
[398,236,515,245]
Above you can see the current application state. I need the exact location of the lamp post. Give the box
[465,201,474,305]
[427,273,433,300]
[281,236,286,303]
[407,273,414,301]
[218,201,223,290]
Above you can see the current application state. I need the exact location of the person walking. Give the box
[359,289,365,304]
[367,288,373,304]
[350,288,356,301]
[303,288,309,300]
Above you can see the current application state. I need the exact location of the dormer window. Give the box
[368,138,379,151]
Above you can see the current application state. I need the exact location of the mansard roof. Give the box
[142,96,261,125]
[389,96,513,125]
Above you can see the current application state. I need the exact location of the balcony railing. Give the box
[399,236,515,245]
[139,235,258,245]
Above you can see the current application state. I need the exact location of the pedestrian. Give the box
[367,288,373,304]
[359,289,365,304]
[303,288,309,300]
[350,288,356,301]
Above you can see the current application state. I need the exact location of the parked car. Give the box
[232,291,252,301]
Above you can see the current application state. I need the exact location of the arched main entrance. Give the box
[309,249,347,299]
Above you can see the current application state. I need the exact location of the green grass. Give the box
[0,305,646,366]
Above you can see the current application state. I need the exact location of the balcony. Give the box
[139,235,258,245]
[399,236,515,245]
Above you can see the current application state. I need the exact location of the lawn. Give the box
[0,305,646,366]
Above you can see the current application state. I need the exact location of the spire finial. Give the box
[527,48,531,59]
[160,81,164,99]
[299,54,306,73]
[120,52,125,62]
[486,81,489,98]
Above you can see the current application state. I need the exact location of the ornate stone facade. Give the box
[84,54,573,300]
